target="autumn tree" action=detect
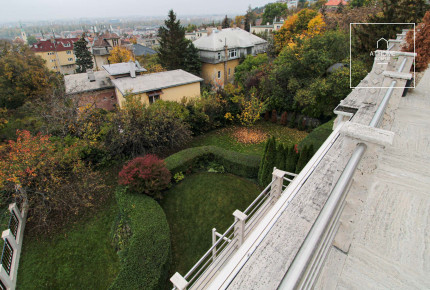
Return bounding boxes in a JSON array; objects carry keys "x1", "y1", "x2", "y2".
[
  {"x1": 0, "y1": 130, "x2": 105, "y2": 232},
  {"x1": 105, "y1": 98, "x2": 191, "y2": 158},
  {"x1": 273, "y1": 9, "x2": 325, "y2": 53},
  {"x1": 237, "y1": 93, "x2": 264, "y2": 128},
  {"x1": 262, "y1": 2, "x2": 288, "y2": 24},
  {"x1": 403, "y1": 11, "x2": 430, "y2": 71},
  {"x1": 108, "y1": 46, "x2": 134, "y2": 64},
  {"x1": 353, "y1": 0, "x2": 429, "y2": 55},
  {"x1": 0, "y1": 41, "x2": 53, "y2": 109},
  {"x1": 74, "y1": 34, "x2": 94, "y2": 73}
]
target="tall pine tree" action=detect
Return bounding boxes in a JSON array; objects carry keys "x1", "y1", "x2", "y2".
[
  {"x1": 74, "y1": 34, "x2": 93, "y2": 73},
  {"x1": 260, "y1": 137, "x2": 277, "y2": 186},
  {"x1": 183, "y1": 40, "x2": 201, "y2": 76},
  {"x1": 158, "y1": 10, "x2": 201, "y2": 75}
]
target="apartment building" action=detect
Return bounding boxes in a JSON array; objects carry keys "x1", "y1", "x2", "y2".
[{"x1": 31, "y1": 38, "x2": 78, "y2": 74}]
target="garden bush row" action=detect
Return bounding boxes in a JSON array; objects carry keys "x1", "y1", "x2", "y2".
[
  {"x1": 165, "y1": 145, "x2": 261, "y2": 179},
  {"x1": 109, "y1": 187, "x2": 171, "y2": 290}
]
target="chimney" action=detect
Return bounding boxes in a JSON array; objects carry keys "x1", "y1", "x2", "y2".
[
  {"x1": 129, "y1": 62, "x2": 136, "y2": 78},
  {"x1": 87, "y1": 69, "x2": 96, "y2": 82},
  {"x1": 207, "y1": 28, "x2": 213, "y2": 36}
]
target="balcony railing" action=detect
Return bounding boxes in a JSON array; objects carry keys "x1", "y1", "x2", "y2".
[{"x1": 170, "y1": 170, "x2": 297, "y2": 290}]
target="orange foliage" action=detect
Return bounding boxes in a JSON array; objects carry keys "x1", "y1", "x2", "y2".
[
  {"x1": 232, "y1": 127, "x2": 268, "y2": 144},
  {"x1": 108, "y1": 46, "x2": 134, "y2": 64},
  {"x1": 273, "y1": 9, "x2": 325, "y2": 53},
  {"x1": 403, "y1": 11, "x2": 430, "y2": 72}
]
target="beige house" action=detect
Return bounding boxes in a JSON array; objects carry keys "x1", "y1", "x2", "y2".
[
  {"x1": 193, "y1": 28, "x2": 267, "y2": 86},
  {"x1": 111, "y1": 69, "x2": 203, "y2": 107}
]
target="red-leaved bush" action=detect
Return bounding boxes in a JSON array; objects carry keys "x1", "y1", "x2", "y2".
[{"x1": 118, "y1": 154, "x2": 171, "y2": 198}]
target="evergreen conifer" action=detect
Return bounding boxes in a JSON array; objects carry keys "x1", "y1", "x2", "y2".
[{"x1": 74, "y1": 34, "x2": 93, "y2": 73}]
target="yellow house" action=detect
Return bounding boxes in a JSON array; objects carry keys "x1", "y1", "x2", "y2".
[
  {"x1": 31, "y1": 38, "x2": 78, "y2": 74},
  {"x1": 111, "y1": 69, "x2": 203, "y2": 108},
  {"x1": 193, "y1": 28, "x2": 267, "y2": 87}
]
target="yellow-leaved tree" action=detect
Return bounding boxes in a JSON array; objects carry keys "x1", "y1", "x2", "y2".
[
  {"x1": 108, "y1": 46, "x2": 134, "y2": 64},
  {"x1": 273, "y1": 9, "x2": 326, "y2": 53}
]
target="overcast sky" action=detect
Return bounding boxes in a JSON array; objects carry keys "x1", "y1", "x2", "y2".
[{"x1": 1, "y1": 0, "x2": 270, "y2": 23}]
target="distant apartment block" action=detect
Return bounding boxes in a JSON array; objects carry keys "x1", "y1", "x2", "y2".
[
  {"x1": 250, "y1": 19, "x2": 285, "y2": 35},
  {"x1": 185, "y1": 29, "x2": 210, "y2": 41},
  {"x1": 193, "y1": 28, "x2": 267, "y2": 86},
  {"x1": 31, "y1": 38, "x2": 78, "y2": 74}
]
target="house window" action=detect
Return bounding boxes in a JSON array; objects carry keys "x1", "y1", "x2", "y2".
[
  {"x1": 149, "y1": 94, "x2": 160, "y2": 104},
  {"x1": 228, "y1": 49, "x2": 237, "y2": 58},
  {"x1": 112, "y1": 39, "x2": 118, "y2": 46},
  {"x1": 217, "y1": 71, "x2": 221, "y2": 79},
  {"x1": 68, "y1": 58, "x2": 73, "y2": 61},
  {"x1": 51, "y1": 59, "x2": 55, "y2": 62},
  {"x1": 63, "y1": 42, "x2": 71, "y2": 47},
  {"x1": 217, "y1": 52, "x2": 221, "y2": 60},
  {"x1": 66, "y1": 50, "x2": 72, "y2": 54},
  {"x1": 228, "y1": 68, "x2": 231, "y2": 76}
]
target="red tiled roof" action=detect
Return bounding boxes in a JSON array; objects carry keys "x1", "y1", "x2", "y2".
[
  {"x1": 31, "y1": 38, "x2": 78, "y2": 52},
  {"x1": 325, "y1": 0, "x2": 347, "y2": 6}
]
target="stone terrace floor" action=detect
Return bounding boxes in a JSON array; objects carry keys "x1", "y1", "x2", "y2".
[{"x1": 315, "y1": 68, "x2": 430, "y2": 289}]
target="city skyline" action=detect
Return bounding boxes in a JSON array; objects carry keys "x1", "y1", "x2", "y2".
[{"x1": 0, "y1": 0, "x2": 270, "y2": 23}]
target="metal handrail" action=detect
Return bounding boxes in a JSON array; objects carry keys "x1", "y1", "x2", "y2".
[
  {"x1": 184, "y1": 221, "x2": 237, "y2": 280},
  {"x1": 279, "y1": 51, "x2": 412, "y2": 290},
  {"x1": 243, "y1": 180, "x2": 275, "y2": 215}
]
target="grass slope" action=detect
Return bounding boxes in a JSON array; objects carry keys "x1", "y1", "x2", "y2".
[
  {"x1": 17, "y1": 199, "x2": 120, "y2": 289},
  {"x1": 189, "y1": 121, "x2": 307, "y2": 156},
  {"x1": 161, "y1": 172, "x2": 261, "y2": 276}
]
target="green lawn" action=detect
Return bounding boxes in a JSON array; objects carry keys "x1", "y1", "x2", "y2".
[
  {"x1": 189, "y1": 121, "x2": 308, "y2": 156},
  {"x1": 17, "y1": 198, "x2": 120, "y2": 289},
  {"x1": 161, "y1": 172, "x2": 261, "y2": 276}
]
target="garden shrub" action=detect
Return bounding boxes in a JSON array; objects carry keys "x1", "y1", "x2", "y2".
[
  {"x1": 298, "y1": 119, "x2": 334, "y2": 151},
  {"x1": 271, "y1": 109, "x2": 277, "y2": 123},
  {"x1": 258, "y1": 137, "x2": 277, "y2": 186},
  {"x1": 110, "y1": 187, "x2": 171, "y2": 290},
  {"x1": 280, "y1": 112, "x2": 288, "y2": 126},
  {"x1": 297, "y1": 116, "x2": 305, "y2": 131},
  {"x1": 165, "y1": 146, "x2": 260, "y2": 179},
  {"x1": 288, "y1": 112, "x2": 297, "y2": 128},
  {"x1": 118, "y1": 155, "x2": 171, "y2": 199},
  {"x1": 264, "y1": 111, "x2": 270, "y2": 121}
]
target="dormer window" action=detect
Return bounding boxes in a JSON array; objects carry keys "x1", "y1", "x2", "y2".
[{"x1": 64, "y1": 42, "x2": 71, "y2": 47}]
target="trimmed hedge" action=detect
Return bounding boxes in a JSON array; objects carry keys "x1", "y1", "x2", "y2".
[
  {"x1": 110, "y1": 187, "x2": 171, "y2": 290},
  {"x1": 298, "y1": 119, "x2": 334, "y2": 151},
  {"x1": 165, "y1": 146, "x2": 261, "y2": 179}
]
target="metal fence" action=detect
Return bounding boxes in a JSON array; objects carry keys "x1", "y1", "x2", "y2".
[{"x1": 170, "y1": 170, "x2": 296, "y2": 290}]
